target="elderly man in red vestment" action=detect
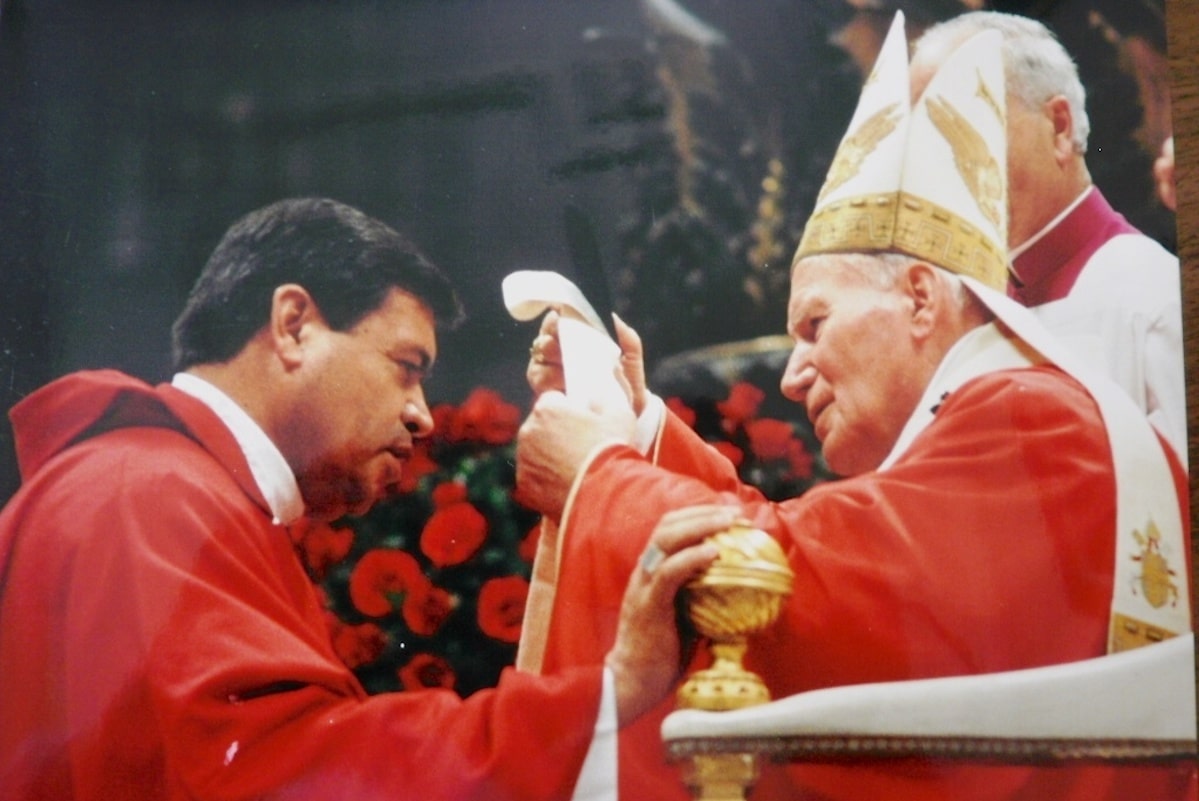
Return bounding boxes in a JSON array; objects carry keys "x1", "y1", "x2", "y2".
[
  {"x1": 0, "y1": 197, "x2": 721, "y2": 801},
  {"x1": 512, "y1": 14, "x2": 1194, "y2": 801}
]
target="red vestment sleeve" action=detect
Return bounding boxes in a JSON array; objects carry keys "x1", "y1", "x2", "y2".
[{"x1": 0, "y1": 426, "x2": 602, "y2": 801}]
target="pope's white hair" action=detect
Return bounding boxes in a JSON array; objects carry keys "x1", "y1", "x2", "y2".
[
  {"x1": 873, "y1": 252, "x2": 974, "y2": 308},
  {"x1": 913, "y1": 11, "x2": 1090, "y2": 154},
  {"x1": 797, "y1": 251, "x2": 976, "y2": 311}
]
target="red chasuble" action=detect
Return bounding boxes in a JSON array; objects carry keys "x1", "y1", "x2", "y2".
[
  {"x1": 539, "y1": 366, "x2": 1195, "y2": 801},
  {"x1": 0, "y1": 370, "x2": 603, "y2": 801}
]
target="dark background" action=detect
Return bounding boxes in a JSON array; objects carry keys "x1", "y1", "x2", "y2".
[{"x1": 0, "y1": 0, "x2": 1177, "y2": 502}]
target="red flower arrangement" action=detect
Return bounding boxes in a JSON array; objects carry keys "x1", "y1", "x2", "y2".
[
  {"x1": 476, "y1": 575, "x2": 530, "y2": 643},
  {"x1": 291, "y1": 519, "x2": 355, "y2": 580},
  {"x1": 399, "y1": 652, "x2": 457, "y2": 691},
  {"x1": 348, "y1": 548, "x2": 427, "y2": 618},
  {"x1": 674, "y1": 380, "x2": 831, "y2": 501},
  {"x1": 420, "y1": 502, "x2": 489, "y2": 567},
  {"x1": 445, "y1": 388, "x2": 523, "y2": 445},
  {"x1": 716, "y1": 381, "x2": 765, "y2": 428},
  {"x1": 302, "y1": 380, "x2": 829, "y2": 698},
  {"x1": 403, "y1": 584, "x2": 457, "y2": 636},
  {"x1": 329, "y1": 620, "x2": 388, "y2": 670}
]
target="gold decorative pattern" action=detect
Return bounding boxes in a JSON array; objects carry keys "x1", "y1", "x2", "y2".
[
  {"x1": 674, "y1": 752, "x2": 758, "y2": 801},
  {"x1": 1109, "y1": 611, "x2": 1178, "y2": 653},
  {"x1": 795, "y1": 191, "x2": 1007, "y2": 290},
  {"x1": 666, "y1": 732, "x2": 1198, "y2": 764},
  {"x1": 974, "y1": 68, "x2": 1004, "y2": 127},
  {"x1": 925, "y1": 94, "x2": 1004, "y2": 230},
  {"x1": 676, "y1": 524, "x2": 794, "y2": 712},
  {"x1": 817, "y1": 103, "x2": 902, "y2": 202},
  {"x1": 1130, "y1": 521, "x2": 1182, "y2": 609}
]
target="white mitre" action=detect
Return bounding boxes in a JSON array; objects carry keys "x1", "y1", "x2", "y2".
[{"x1": 797, "y1": 11, "x2": 1007, "y2": 291}]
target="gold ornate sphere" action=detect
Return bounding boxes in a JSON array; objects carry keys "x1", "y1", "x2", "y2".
[{"x1": 677, "y1": 521, "x2": 794, "y2": 712}]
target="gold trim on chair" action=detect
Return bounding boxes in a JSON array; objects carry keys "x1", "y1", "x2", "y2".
[{"x1": 667, "y1": 733, "x2": 1199, "y2": 765}]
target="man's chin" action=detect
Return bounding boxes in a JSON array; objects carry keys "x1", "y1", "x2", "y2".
[
  {"x1": 301, "y1": 488, "x2": 372, "y2": 522},
  {"x1": 347, "y1": 492, "x2": 378, "y2": 518}
]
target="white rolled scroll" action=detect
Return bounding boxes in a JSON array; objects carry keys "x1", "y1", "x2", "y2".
[{"x1": 501, "y1": 270, "x2": 628, "y2": 411}]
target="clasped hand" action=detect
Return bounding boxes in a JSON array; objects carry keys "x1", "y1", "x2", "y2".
[{"x1": 516, "y1": 310, "x2": 650, "y2": 519}]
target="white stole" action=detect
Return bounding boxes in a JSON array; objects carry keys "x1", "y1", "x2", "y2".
[{"x1": 891, "y1": 279, "x2": 1191, "y2": 653}]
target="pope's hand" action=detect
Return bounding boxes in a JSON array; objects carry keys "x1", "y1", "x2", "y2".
[
  {"x1": 526, "y1": 311, "x2": 565, "y2": 396},
  {"x1": 525, "y1": 310, "x2": 649, "y2": 415},
  {"x1": 611, "y1": 313, "x2": 648, "y2": 416},
  {"x1": 515, "y1": 390, "x2": 636, "y2": 520},
  {"x1": 606, "y1": 505, "x2": 737, "y2": 726}
]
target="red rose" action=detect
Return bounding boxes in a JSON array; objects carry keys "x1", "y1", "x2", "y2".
[
  {"x1": 665, "y1": 396, "x2": 698, "y2": 429},
  {"x1": 348, "y1": 548, "x2": 427, "y2": 617},
  {"x1": 711, "y1": 440, "x2": 745, "y2": 468},
  {"x1": 477, "y1": 575, "x2": 529, "y2": 643},
  {"x1": 291, "y1": 519, "x2": 354, "y2": 579},
  {"x1": 399, "y1": 443, "x2": 439, "y2": 493},
  {"x1": 430, "y1": 479, "x2": 469, "y2": 510},
  {"x1": 786, "y1": 438, "x2": 815, "y2": 480},
  {"x1": 402, "y1": 584, "x2": 457, "y2": 636},
  {"x1": 430, "y1": 403, "x2": 457, "y2": 441},
  {"x1": 745, "y1": 418, "x2": 796, "y2": 461},
  {"x1": 449, "y1": 388, "x2": 522, "y2": 445},
  {"x1": 420, "y1": 502, "x2": 489, "y2": 567},
  {"x1": 399, "y1": 653, "x2": 457, "y2": 691},
  {"x1": 330, "y1": 620, "x2": 388, "y2": 669},
  {"x1": 717, "y1": 382, "x2": 765, "y2": 426}
]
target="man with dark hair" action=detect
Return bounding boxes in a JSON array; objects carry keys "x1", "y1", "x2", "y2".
[
  {"x1": 0, "y1": 197, "x2": 719, "y2": 801},
  {"x1": 171, "y1": 198, "x2": 464, "y2": 372}
]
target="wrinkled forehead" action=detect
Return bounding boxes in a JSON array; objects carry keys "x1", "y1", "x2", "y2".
[
  {"x1": 790, "y1": 252, "x2": 890, "y2": 291},
  {"x1": 787, "y1": 253, "x2": 890, "y2": 321}
]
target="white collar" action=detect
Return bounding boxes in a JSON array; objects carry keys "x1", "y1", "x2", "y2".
[{"x1": 171, "y1": 372, "x2": 305, "y2": 525}]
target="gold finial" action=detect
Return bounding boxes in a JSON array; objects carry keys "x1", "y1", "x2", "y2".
[{"x1": 677, "y1": 521, "x2": 794, "y2": 711}]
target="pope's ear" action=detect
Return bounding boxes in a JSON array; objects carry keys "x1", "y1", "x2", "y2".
[
  {"x1": 269, "y1": 284, "x2": 320, "y2": 368},
  {"x1": 903, "y1": 262, "x2": 940, "y2": 338}
]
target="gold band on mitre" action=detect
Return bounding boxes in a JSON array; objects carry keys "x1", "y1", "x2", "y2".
[{"x1": 795, "y1": 189, "x2": 1008, "y2": 291}]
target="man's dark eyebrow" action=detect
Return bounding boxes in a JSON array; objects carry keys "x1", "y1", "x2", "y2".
[
  {"x1": 390, "y1": 347, "x2": 434, "y2": 378},
  {"x1": 414, "y1": 350, "x2": 435, "y2": 377}
]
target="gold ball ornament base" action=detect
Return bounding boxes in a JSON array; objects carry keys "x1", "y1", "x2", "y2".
[{"x1": 674, "y1": 521, "x2": 795, "y2": 801}]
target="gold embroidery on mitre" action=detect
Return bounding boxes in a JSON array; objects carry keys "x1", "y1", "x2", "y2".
[
  {"x1": 864, "y1": 59, "x2": 883, "y2": 88},
  {"x1": 817, "y1": 103, "x2": 902, "y2": 202},
  {"x1": 796, "y1": 190, "x2": 1007, "y2": 290},
  {"x1": 974, "y1": 68, "x2": 1003, "y2": 127},
  {"x1": 1130, "y1": 521, "x2": 1181, "y2": 609},
  {"x1": 925, "y1": 94, "x2": 1003, "y2": 230}
]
